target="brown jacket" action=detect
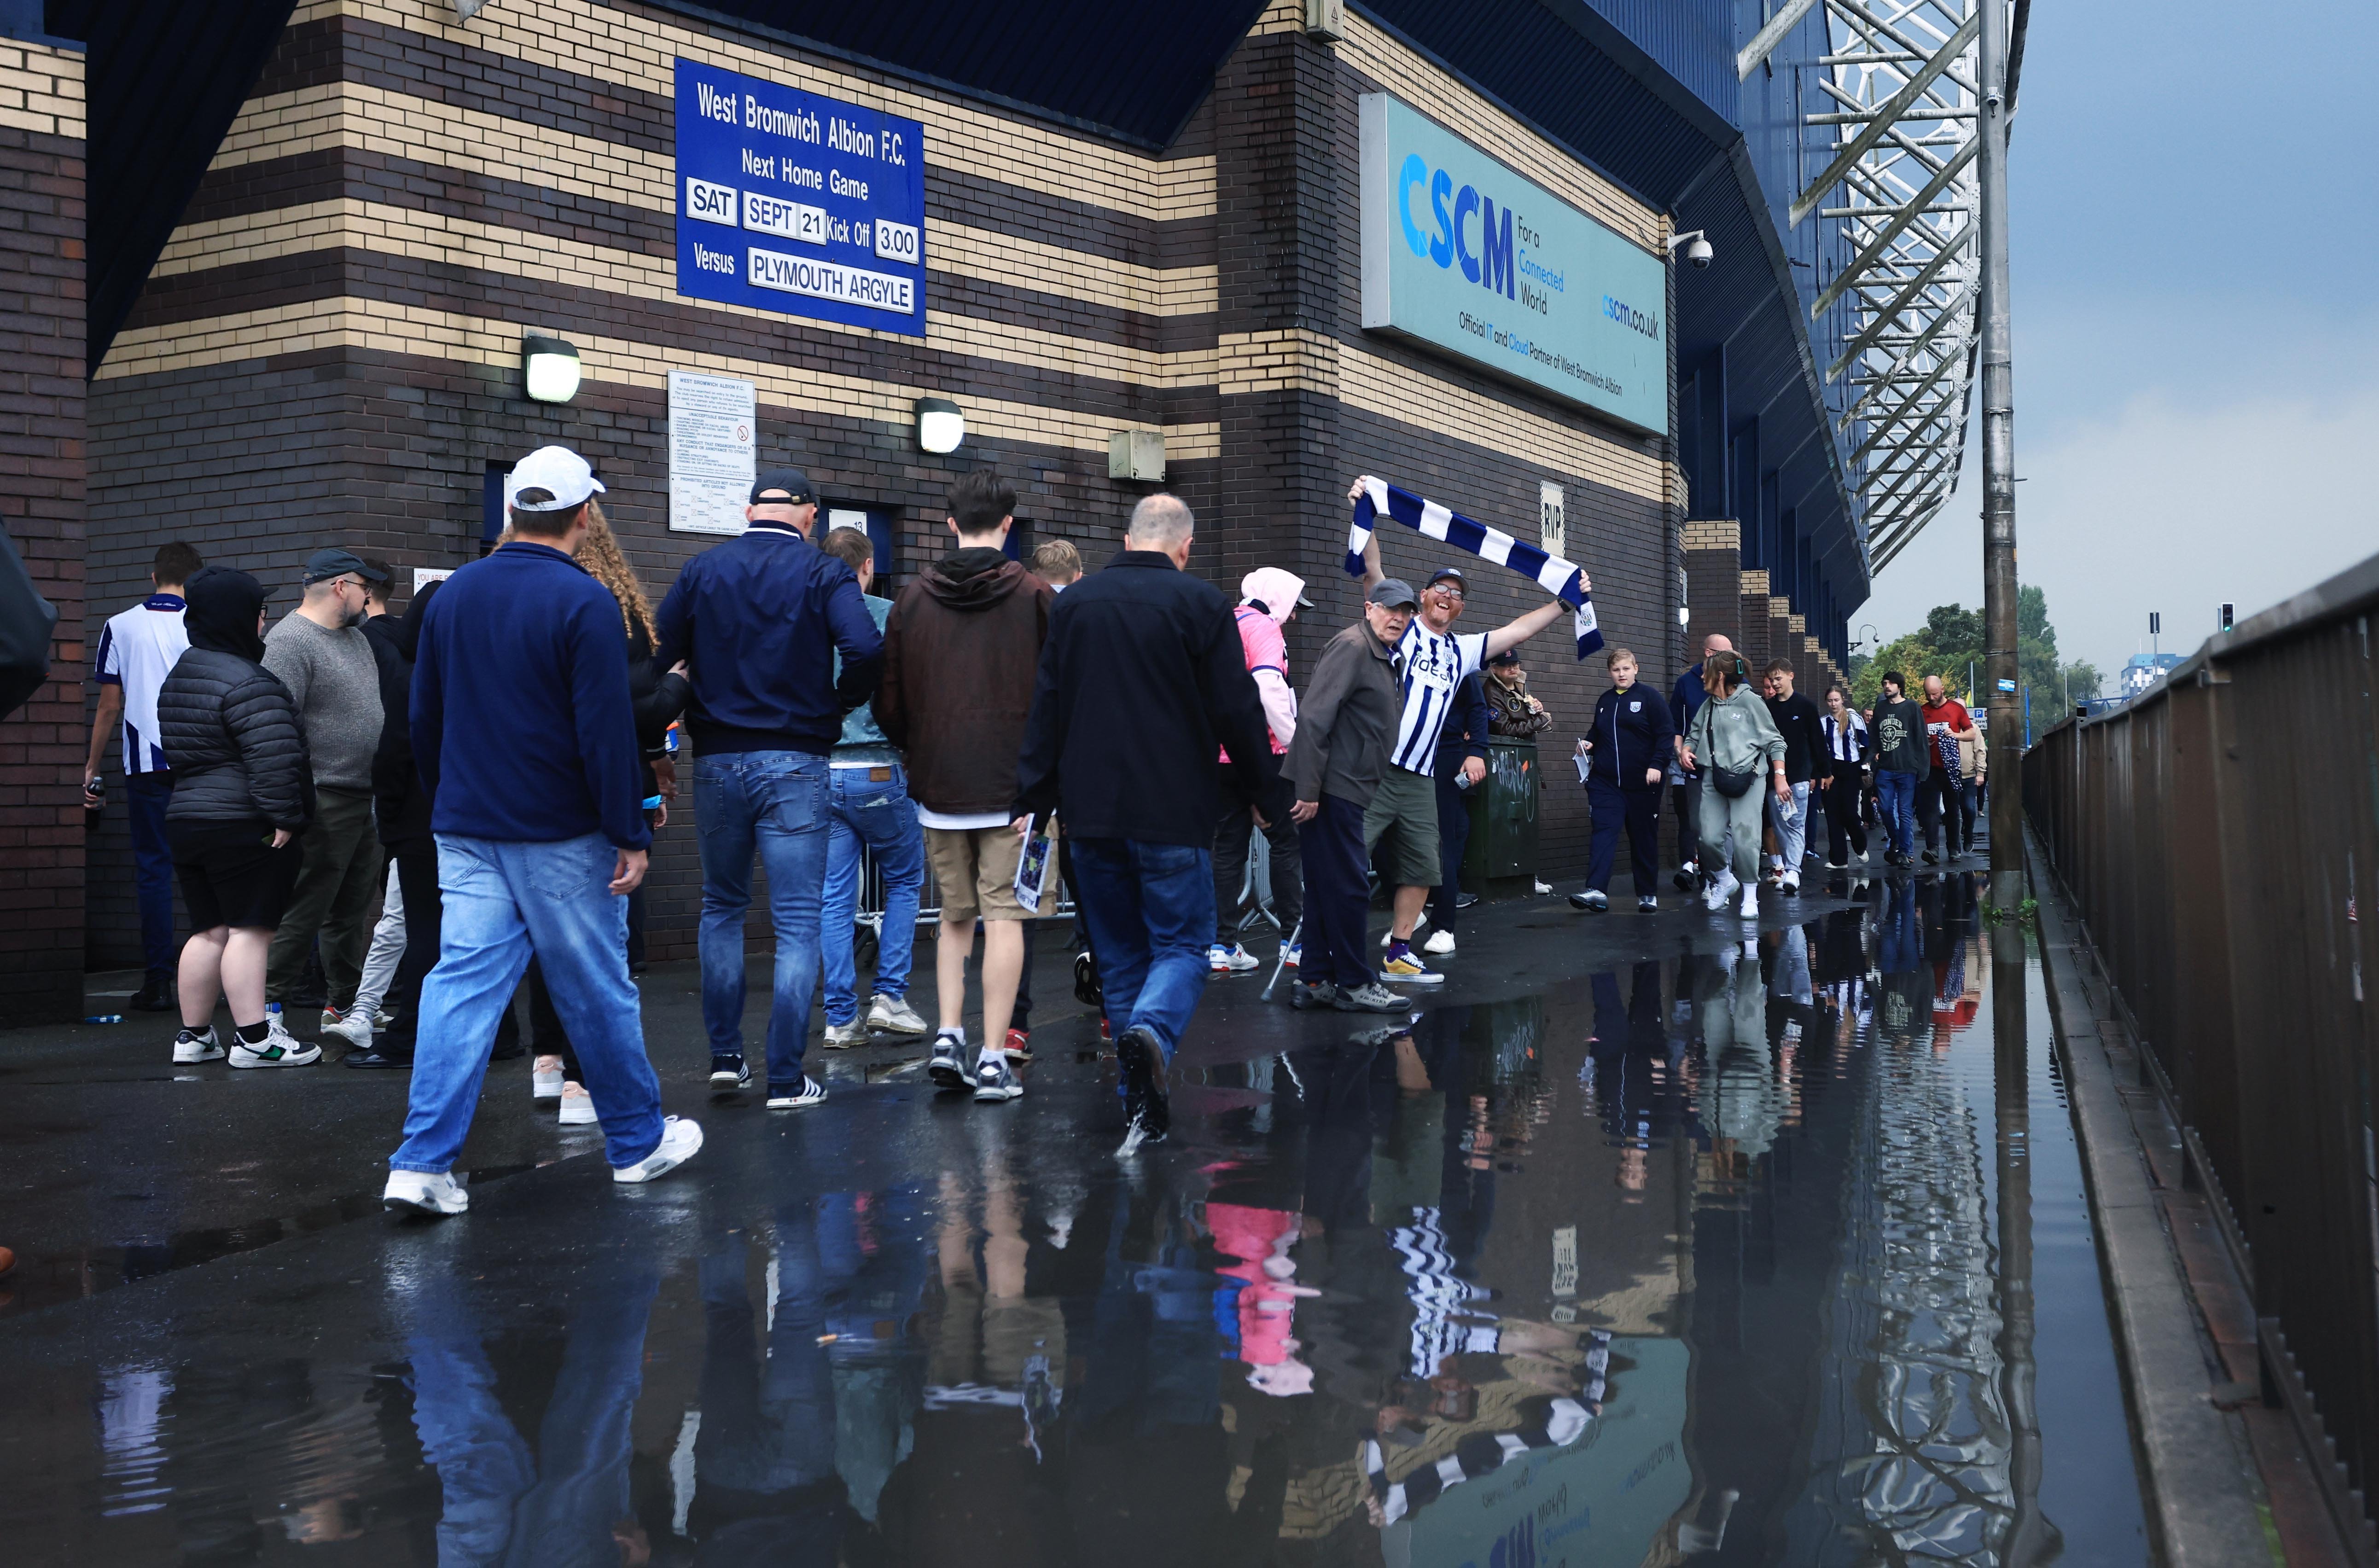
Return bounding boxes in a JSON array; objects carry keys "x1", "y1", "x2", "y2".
[{"x1": 876, "y1": 547, "x2": 1053, "y2": 815}]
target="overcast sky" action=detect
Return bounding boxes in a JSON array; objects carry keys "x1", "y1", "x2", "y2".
[{"x1": 1855, "y1": 0, "x2": 2377, "y2": 688}]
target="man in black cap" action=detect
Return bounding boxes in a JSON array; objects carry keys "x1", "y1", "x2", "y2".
[
  {"x1": 654, "y1": 465, "x2": 884, "y2": 1109},
  {"x1": 262, "y1": 546, "x2": 390, "y2": 1037}
]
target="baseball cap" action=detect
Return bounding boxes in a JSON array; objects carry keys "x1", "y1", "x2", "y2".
[
  {"x1": 1488, "y1": 648, "x2": 1521, "y2": 667},
  {"x1": 1369, "y1": 577, "x2": 1420, "y2": 610},
  {"x1": 303, "y1": 547, "x2": 389, "y2": 585},
  {"x1": 1425, "y1": 565, "x2": 1467, "y2": 589},
  {"x1": 750, "y1": 468, "x2": 816, "y2": 505},
  {"x1": 509, "y1": 445, "x2": 606, "y2": 512}
]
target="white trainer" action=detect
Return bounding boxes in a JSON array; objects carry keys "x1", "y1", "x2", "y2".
[
  {"x1": 822, "y1": 1020, "x2": 870, "y2": 1049},
  {"x1": 1422, "y1": 930, "x2": 1456, "y2": 957},
  {"x1": 325, "y1": 1010, "x2": 375, "y2": 1052},
  {"x1": 1379, "y1": 912, "x2": 1429, "y2": 949},
  {"x1": 383, "y1": 1169, "x2": 468, "y2": 1216},
  {"x1": 230, "y1": 1021, "x2": 320, "y2": 1069},
  {"x1": 866, "y1": 993, "x2": 929, "y2": 1035},
  {"x1": 532, "y1": 1057, "x2": 564, "y2": 1100},
  {"x1": 1739, "y1": 885, "x2": 1760, "y2": 920},
  {"x1": 612, "y1": 1116, "x2": 704, "y2": 1183},
  {"x1": 558, "y1": 1083, "x2": 599, "y2": 1126},
  {"x1": 172, "y1": 1026, "x2": 223, "y2": 1064}
]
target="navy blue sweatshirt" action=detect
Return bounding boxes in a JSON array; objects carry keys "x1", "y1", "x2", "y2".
[
  {"x1": 1431, "y1": 672, "x2": 1492, "y2": 778},
  {"x1": 1587, "y1": 682, "x2": 1677, "y2": 790},
  {"x1": 653, "y1": 520, "x2": 883, "y2": 755},
  {"x1": 412, "y1": 542, "x2": 651, "y2": 849}
]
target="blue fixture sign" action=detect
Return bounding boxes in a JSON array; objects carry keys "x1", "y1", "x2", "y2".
[
  {"x1": 674, "y1": 58, "x2": 926, "y2": 336},
  {"x1": 1359, "y1": 93, "x2": 1668, "y2": 434}
]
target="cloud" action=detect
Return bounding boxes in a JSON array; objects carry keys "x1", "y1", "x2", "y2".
[{"x1": 1861, "y1": 386, "x2": 2379, "y2": 685}]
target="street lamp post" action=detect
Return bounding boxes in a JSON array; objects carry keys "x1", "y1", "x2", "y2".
[{"x1": 1979, "y1": 0, "x2": 2023, "y2": 912}]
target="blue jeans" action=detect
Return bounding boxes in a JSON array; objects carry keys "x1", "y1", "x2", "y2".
[
  {"x1": 128, "y1": 771, "x2": 177, "y2": 971},
  {"x1": 1767, "y1": 779, "x2": 1811, "y2": 868},
  {"x1": 1068, "y1": 837, "x2": 1214, "y2": 1071},
  {"x1": 696, "y1": 751, "x2": 828, "y2": 1089},
  {"x1": 1877, "y1": 769, "x2": 1919, "y2": 857},
  {"x1": 821, "y1": 762, "x2": 923, "y2": 1025},
  {"x1": 392, "y1": 833, "x2": 661, "y2": 1173}
]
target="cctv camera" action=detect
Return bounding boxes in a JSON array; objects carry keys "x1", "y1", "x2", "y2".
[{"x1": 1686, "y1": 236, "x2": 1713, "y2": 269}]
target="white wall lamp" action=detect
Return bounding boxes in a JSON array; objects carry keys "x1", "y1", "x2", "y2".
[
  {"x1": 915, "y1": 396, "x2": 965, "y2": 454},
  {"x1": 523, "y1": 332, "x2": 582, "y2": 404}
]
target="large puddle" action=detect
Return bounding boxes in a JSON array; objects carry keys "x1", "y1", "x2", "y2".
[{"x1": 8, "y1": 873, "x2": 2147, "y2": 1564}]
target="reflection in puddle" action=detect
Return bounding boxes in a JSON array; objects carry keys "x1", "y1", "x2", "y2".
[{"x1": 15, "y1": 873, "x2": 2146, "y2": 1565}]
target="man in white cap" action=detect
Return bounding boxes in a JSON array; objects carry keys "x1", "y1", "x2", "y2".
[
  {"x1": 384, "y1": 446, "x2": 699, "y2": 1214},
  {"x1": 1209, "y1": 566, "x2": 1309, "y2": 974}
]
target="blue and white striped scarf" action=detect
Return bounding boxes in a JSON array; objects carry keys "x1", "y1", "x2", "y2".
[{"x1": 1347, "y1": 479, "x2": 1604, "y2": 659}]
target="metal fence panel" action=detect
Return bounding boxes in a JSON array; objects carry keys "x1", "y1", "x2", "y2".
[{"x1": 2025, "y1": 570, "x2": 2379, "y2": 1538}]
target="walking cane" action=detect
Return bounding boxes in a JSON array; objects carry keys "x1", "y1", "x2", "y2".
[{"x1": 1260, "y1": 918, "x2": 1302, "y2": 1003}]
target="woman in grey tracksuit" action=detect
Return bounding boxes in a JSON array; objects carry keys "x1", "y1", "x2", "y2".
[{"x1": 1681, "y1": 650, "x2": 1788, "y2": 916}]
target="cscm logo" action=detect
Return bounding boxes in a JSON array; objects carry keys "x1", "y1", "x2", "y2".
[{"x1": 1400, "y1": 153, "x2": 1516, "y2": 301}]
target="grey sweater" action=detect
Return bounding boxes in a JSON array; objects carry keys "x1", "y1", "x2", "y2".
[{"x1": 263, "y1": 610, "x2": 384, "y2": 791}]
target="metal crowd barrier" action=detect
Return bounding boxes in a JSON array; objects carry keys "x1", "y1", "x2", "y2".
[{"x1": 2023, "y1": 546, "x2": 2379, "y2": 1550}]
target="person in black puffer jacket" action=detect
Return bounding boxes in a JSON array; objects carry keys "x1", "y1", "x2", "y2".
[{"x1": 157, "y1": 566, "x2": 319, "y2": 1069}]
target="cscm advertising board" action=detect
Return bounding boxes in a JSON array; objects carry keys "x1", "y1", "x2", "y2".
[
  {"x1": 675, "y1": 58, "x2": 925, "y2": 336},
  {"x1": 1360, "y1": 94, "x2": 1668, "y2": 435}
]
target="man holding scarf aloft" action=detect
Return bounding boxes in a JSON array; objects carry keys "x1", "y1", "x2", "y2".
[{"x1": 1344, "y1": 476, "x2": 1574, "y2": 986}]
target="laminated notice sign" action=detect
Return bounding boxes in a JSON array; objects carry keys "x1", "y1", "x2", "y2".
[
  {"x1": 668, "y1": 371, "x2": 756, "y2": 535},
  {"x1": 1013, "y1": 816, "x2": 1055, "y2": 914}
]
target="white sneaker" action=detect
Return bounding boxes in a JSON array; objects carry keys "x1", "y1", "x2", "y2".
[
  {"x1": 230, "y1": 1019, "x2": 320, "y2": 1069},
  {"x1": 1283, "y1": 943, "x2": 1301, "y2": 969},
  {"x1": 1739, "y1": 885, "x2": 1759, "y2": 920},
  {"x1": 822, "y1": 1020, "x2": 869, "y2": 1049},
  {"x1": 172, "y1": 1026, "x2": 223, "y2": 1064},
  {"x1": 866, "y1": 993, "x2": 929, "y2": 1035},
  {"x1": 1378, "y1": 912, "x2": 1429, "y2": 949},
  {"x1": 613, "y1": 1116, "x2": 704, "y2": 1182},
  {"x1": 1702, "y1": 877, "x2": 1729, "y2": 912},
  {"x1": 766, "y1": 1078, "x2": 828, "y2": 1110},
  {"x1": 320, "y1": 1005, "x2": 346, "y2": 1033},
  {"x1": 558, "y1": 1083, "x2": 599, "y2": 1126},
  {"x1": 1223, "y1": 943, "x2": 1260, "y2": 972},
  {"x1": 1532, "y1": 878, "x2": 1553, "y2": 895},
  {"x1": 325, "y1": 1010, "x2": 375, "y2": 1052},
  {"x1": 1422, "y1": 930, "x2": 1456, "y2": 957},
  {"x1": 384, "y1": 1168, "x2": 468, "y2": 1216},
  {"x1": 532, "y1": 1057, "x2": 564, "y2": 1100},
  {"x1": 371, "y1": 1009, "x2": 394, "y2": 1031}
]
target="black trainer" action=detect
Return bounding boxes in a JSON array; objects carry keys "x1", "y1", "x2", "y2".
[
  {"x1": 132, "y1": 970, "x2": 175, "y2": 1012},
  {"x1": 1116, "y1": 1026, "x2": 1170, "y2": 1154}
]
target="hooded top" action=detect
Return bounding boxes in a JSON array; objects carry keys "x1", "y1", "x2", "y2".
[
  {"x1": 370, "y1": 579, "x2": 442, "y2": 847},
  {"x1": 875, "y1": 546, "x2": 1053, "y2": 816},
  {"x1": 1227, "y1": 567, "x2": 1307, "y2": 758},
  {"x1": 182, "y1": 565, "x2": 268, "y2": 663},
  {"x1": 157, "y1": 566, "x2": 314, "y2": 829}
]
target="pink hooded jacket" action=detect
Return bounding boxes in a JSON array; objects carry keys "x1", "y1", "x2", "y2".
[{"x1": 1221, "y1": 566, "x2": 1305, "y2": 761}]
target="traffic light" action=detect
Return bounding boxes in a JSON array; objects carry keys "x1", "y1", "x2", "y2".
[{"x1": 2218, "y1": 602, "x2": 2235, "y2": 633}]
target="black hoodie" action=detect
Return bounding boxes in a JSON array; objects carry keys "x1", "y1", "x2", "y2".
[{"x1": 370, "y1": 579, "x2": 442, "y2": 848}]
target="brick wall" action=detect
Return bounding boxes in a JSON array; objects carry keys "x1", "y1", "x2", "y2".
[
  {"x1": 0, "y1": 39, "x2": 84, "y2": 1024},
  {"x1": 82, "y1": 0, "x2": 1680, "y2": 956}
]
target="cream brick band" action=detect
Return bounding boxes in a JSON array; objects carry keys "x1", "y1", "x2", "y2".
[
  {"x1": 276, "y1": 1, "x2": 1216, "y2": 223},
  {"x1": 0, "y1": 40, "x2": 83, "y2": 140},
  {"x1": 95, "y1": 292, "x2": 1222, "y2": 462},
  {"x1": 143, "y1": 197, "x2": 1217, "y2": 393}
]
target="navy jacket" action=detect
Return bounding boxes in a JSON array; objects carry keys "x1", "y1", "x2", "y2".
[
  {"x1": 652, "y1": 520, "x2": 883, "y2": 756},
  {"x1": 412, "y1": 543, "x2": 650, "y2": 850},
  {"x1": 1669, "y1": 667, "x2": 1709, "y2": 776},
  {"x1": 1588, "y1": 682, "x2": 1676, "y2": 790},
  {"x1": 1013, "y1": 551, "x2": 1273, "y2": 844}
]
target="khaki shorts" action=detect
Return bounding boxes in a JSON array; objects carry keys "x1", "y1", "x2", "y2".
[
  {"x1": 926, "y1": 824, "x2": 1028, "y2": 922},
  {"x1": 1362, "y1": 766, "x2": 1443, "y2": 889}
]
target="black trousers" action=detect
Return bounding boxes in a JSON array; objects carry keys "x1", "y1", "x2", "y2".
[
  {"x1": 1671, "y1": 777, "x2": 1701, "y2": 868},
  {"x1": 1426, "y1": 764, "x2": 1473, "y2": 933},
  {"x1": 1823, "y1": 774, "x2": 1868, "y2": 865},
  {"x1": 1586, "y1": 780, "x2": 1661, "y2": 894},
  {"x1": 1295, "y1": 793, "x2": 1374, "y2": 991},
  {"x1": 1214, "y1": 776, "x2": 1303, "y2": 948},
  {"x1": 1918, "y1": 770, "x2": 1964, "y2": 854}
]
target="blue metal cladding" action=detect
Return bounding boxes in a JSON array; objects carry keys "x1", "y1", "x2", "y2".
[{"x1": 1360, "y1": 0, "x2": 1866, "y2": 651}]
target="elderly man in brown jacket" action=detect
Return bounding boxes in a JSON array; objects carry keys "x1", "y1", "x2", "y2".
[
  {"x1": 875, "y1": 470, "x2": 1053, "y2": 1102},
  {"x1": 1280, "y1": 577, "x2": 1420, "y2": 1014}
]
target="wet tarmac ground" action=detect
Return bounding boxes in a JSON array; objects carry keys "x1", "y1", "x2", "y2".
[{"x1": 0, "y1": 854, "x2": 2149, "y2": 1565}]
